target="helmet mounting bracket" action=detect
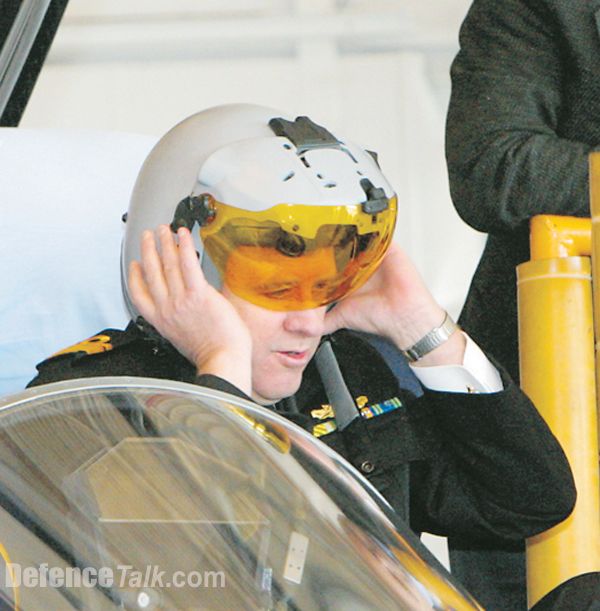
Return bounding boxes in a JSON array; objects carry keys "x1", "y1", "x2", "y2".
[{"x1": 170, "y1": 194, "x2": 216, "y2": 233}]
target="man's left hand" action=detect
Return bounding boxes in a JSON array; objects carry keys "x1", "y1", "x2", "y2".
[{"x1": 323, "y1": 243, "x2": 465, "y2": 366}]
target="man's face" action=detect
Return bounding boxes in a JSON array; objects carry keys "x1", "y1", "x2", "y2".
[{"x1": 222, "y1": 286, "x2": 326, "y2": 405}]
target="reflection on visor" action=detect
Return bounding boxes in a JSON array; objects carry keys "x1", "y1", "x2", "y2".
[{"x1": 201, "y1": 199, "x2": 396, "y2": 310}]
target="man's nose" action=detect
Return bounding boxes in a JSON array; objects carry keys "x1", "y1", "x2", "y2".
[{"x1": 283, "y1": 307, "x2": 326, "y2": 337}]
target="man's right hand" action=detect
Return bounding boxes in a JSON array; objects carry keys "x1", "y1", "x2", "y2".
[{"x1": 128, "y1": 225, "x2": 252, "y2": 395}]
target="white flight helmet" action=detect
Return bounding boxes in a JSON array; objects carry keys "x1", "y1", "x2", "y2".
[{"x1": 122, "y1": 103, "x2": 397, "y2": 314}]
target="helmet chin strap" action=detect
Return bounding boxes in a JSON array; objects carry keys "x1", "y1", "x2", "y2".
[{"x1": 314, "y1": 340, "x2": 360, "y2": 431}]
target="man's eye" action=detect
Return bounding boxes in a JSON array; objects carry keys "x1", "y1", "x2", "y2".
[
  {"x1": 313, "y1": 279, "x2": 341, "y2": 298},
  {"x1": 260, "y1": 285, "x2": 294, "y2": 299}
]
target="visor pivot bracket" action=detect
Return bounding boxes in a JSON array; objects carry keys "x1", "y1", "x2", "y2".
[
  {"x1": 360, "y1": 178, "x2": 388, "y2": 214},
  {"x1": 170, "y1": 193, "x2": 216, "y2": 232}
]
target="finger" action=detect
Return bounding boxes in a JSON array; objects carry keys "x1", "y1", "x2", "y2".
[
  {"x1": 157, "y1": 224, "x2": 185, "y2": 299},
  {"x1": 177, "y1": 227, "x2": 208, "y2": 292},
  {"x1": 128, "y1": 260, "x2": 157, "y2": 320},
  {"x1": 139, "y1": 229, "x2": 169, "y2": 303}
]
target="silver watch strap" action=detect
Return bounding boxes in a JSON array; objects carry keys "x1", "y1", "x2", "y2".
[{"x1": 402, "y1": 311, "x2": 458, "y2": 363}]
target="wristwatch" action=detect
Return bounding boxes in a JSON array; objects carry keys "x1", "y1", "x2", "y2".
[{"x1": 401, "y1": 311, "x2": 459, "y2": 363}]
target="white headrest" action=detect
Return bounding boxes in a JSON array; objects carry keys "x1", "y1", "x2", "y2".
[{"x1": 0, "y1": 128, "x2": 157, "y2": 396}]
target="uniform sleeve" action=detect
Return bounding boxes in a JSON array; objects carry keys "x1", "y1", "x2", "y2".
[
  {"x1": 194, "y1": 374, "x2": 254, "y2": 402},
  {"x1": 446, "y1": 0, "x2": 594, "y2": 234},
  {"x1": 408, "y1": 366, "x2": 576, "y2": 542}
]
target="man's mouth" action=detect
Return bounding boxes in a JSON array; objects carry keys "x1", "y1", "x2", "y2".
[
  {"x1": 276, "y1": 350, "x2": 310, "y2": 364},
  {"x1": 280, "y1": 350, "x2": 307, "y2": 358}
]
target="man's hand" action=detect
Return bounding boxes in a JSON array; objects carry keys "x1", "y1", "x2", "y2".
[
  {"x1": 324, "y1": 243, "x2": 465, "y2": 366},
  {"x1": 128, "y1": 225, "x2": 252, "y2": 393}
]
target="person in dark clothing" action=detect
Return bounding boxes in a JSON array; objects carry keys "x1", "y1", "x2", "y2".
[
  {"x1": 447, "y1": 0, "x2": 600, "y2": 381},
  {"x1": 32, "y1": 104, "x2": 576, "y2": 603},
  {"x1": 445, "y1": 0, "x2": 600, "y2": 608}
]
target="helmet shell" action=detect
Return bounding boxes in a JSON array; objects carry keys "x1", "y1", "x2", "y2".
[{"x1": 121, "y1": 103, "x2": 395, "y2": 315}]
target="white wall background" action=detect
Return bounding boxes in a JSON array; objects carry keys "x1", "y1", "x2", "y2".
[
  {"x1": 16, "y1": 0, "x2": 485, "y2": 568},
  {"x1": 21, "y1": 0, "x2": 485, "y2": 319}
]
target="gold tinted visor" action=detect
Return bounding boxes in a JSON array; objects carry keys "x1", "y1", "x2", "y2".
[{"x1": 200, "y1": 197, "x2": 397, "y2": 310}]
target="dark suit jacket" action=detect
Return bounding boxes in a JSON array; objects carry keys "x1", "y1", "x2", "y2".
[
  {"x1": 446, "y1": 0, "x2": 600, "y2": 381},
  {"x1": 445, "y1": 2, "x2": 600, "y2": 608}
]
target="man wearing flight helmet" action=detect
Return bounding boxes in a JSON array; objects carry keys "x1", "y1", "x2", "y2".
[{"x1": 30, "y1": 104, "x2": 575, "y2": 549}]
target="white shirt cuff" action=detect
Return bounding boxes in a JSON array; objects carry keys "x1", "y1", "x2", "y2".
[{"x1": 410, "y1": 332, "x2": 503, "y2": 394}]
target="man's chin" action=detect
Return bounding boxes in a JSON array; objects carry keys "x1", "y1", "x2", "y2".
[{"x1": 251, "y1": 376, "x2": 303, "y2": 406}]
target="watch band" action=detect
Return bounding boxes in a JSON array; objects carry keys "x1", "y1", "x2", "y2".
[{"x1": 401, "y1": 311, "x2": 459, "y2": 363}]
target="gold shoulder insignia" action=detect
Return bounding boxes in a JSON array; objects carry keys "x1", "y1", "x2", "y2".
[{"x1": 52, "y1": 334, "x2": 114, "y2": 358}]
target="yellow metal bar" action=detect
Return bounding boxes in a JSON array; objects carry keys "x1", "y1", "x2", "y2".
[
  {"x1": 590, "y1": 154, "x2": 600, "y2": 426},
  {"x1": 519, "y1": 256, "x2": 600, "y2": 607},
  {"x1": 530, "y1": 214, "x2": 591, "y2": 260}
]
